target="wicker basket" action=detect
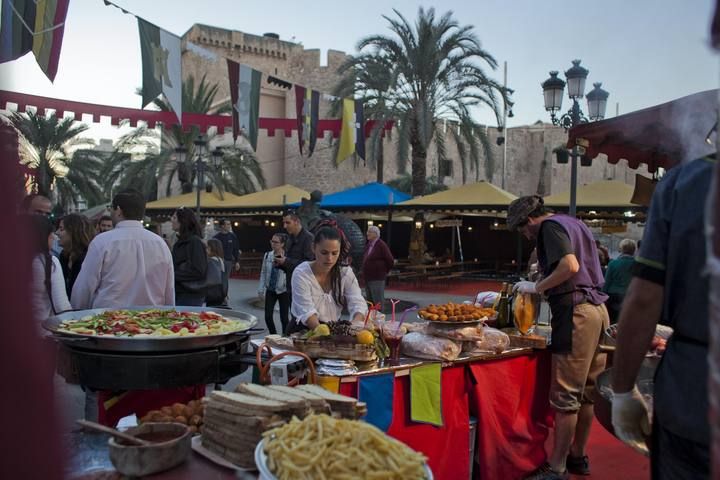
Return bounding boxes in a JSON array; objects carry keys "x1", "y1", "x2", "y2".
[{"x1": 292, "y1": 336, "x2": 377, "y2": 362}]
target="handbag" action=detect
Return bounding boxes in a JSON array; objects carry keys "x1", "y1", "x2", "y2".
[{"x1": 182, "y1": 257, "x2": 223, "y2": 292}]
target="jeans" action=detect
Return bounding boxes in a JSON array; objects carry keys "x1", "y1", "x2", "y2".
[{"x1": 264, "y1": 290, "x2": 290, "y2": 335}]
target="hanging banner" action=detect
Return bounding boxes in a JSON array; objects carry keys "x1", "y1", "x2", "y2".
[
  {"x1": 0, "y1": 0, "x2": 70, "y2": 82},
  {"x1": 336, "y1": 98, "x2": 365, "y2": 164},
  {"x1": 137, "y1": 18, "x2": 182, "y2": 122},
  {"x1": 227, "y1": 59, "x2": 261, "y2": 149},
  {"x1": 294, "y1": 85, "x2": 320, "y2": 156}
]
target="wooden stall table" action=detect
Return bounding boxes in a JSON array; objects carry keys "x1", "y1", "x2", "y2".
[{"x1": 329, "y1": 349, "x2": 553, "y2": 480}]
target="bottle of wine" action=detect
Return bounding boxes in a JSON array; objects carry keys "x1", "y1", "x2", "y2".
[{"x1": 496, "y1": 283, "x2": 510, "y2": 329}]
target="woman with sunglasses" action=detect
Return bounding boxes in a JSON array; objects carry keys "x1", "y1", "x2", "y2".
[{"x1": 170, "y1": 208, "x2": 208, "y2": 306}]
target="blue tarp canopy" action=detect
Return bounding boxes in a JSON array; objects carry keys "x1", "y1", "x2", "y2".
[{"x1": 290, "y1": 182, "x2": 411, "y2": 209}]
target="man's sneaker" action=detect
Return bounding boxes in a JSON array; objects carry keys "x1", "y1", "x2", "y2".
[
  {"x1": 566, "y1": 454, "x2": 590, "y2": 475},
  {"x1": 524, "y1": 462, "x2": 569, "y2": 480}
]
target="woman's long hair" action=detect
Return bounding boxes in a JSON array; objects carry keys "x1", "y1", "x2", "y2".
[
  {"x1": 24, "y1": 215, "x2": 57, "y2": 313},
  {"x1": 60, "y1": 214, "x2": 94, "y2": 263},
  {"x1": 313, "y1": 226, "x2": 349, "y2": 308},
  {"x1": 207, "y1": 238, "x2": 224, "y2": 259},
  {"x1": 174, "y1": 207, "x2": 203, "y2": 238}
]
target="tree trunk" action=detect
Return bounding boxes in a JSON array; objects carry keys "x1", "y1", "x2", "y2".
[
  {"x1": 410, "y1": 140, "x2": 427, "y2": 197},
  {"x1": 376, "y1": 134, "x2": 384, "y2": 184}
]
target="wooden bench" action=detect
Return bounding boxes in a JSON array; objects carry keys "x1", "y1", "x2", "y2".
[{"x1": 426, "y1": 272, "x2": 464, "y2": 282}]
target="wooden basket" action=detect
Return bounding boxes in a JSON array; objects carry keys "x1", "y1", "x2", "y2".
[{"x1": 291, "y1": 336, "x2": 377, "y2": 362}]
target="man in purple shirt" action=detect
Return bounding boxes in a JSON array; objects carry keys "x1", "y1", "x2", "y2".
[{"x1": 508, "y1": 195, "x2": 609, "y2": 480}]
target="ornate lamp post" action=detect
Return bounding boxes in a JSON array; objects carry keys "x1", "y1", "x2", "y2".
[
  {"x1": 175, "y1": 136, "x2": 224, "y2": 215},
  {"x1": 542, "y1": 60, "x2": 609, "y2": 216}
]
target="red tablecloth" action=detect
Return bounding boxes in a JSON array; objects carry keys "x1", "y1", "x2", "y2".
[
  {"x1": 338, "y1": 353, "x2": 553, "y2": 480},
  {"x1": 469, "y1": 352, "x2": 553, "y2": 479},
  {"x1": 340, "y1": 365, "x2": 470, "y2": 480}
]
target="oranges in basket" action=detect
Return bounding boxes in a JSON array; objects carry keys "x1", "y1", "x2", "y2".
[{"x1": 418, "y1": 302, "x2": 496, "y2": 323}]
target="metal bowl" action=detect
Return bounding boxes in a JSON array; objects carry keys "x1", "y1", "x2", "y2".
[
  {"x1": 109, "y1": 422, "x2": 191, "y2": 476},
  {"x1": 595, "y1": 357, "x2": 657, "y2": 456}
]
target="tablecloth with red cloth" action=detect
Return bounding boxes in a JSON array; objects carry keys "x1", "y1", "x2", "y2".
[
  {"x1": 469, "y1": 352, "x2": 553, "y2": 479},
  {"x1": 340, "y1": 365, "x2": 470, "y2": 480}
]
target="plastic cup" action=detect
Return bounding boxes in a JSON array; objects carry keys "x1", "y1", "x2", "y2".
[{"x1": 382, "y1": 324, "x2": 404, "y2": 363}]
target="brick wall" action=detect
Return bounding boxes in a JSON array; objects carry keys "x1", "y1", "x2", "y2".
[{"x1": 177, "y1": 23, "x2": 650, "y2": 200}]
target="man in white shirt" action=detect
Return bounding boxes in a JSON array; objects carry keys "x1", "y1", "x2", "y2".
[{"x1": 71, "y1": 189, "x2": 174, "y2": 309}]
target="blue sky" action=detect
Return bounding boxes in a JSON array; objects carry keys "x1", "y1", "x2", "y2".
[{"x1": 0, "y1": 0, "x2": 717, "y2": 136}]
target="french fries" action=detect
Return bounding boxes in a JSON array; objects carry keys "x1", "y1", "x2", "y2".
[{"x1": 262, "y1": 414, "x2": 428, "y2": 480}]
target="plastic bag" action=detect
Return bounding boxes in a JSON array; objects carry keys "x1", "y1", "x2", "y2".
[
  {"x1": 401, "y1": 332, "x2": 461, "y2": 361},
  {"x1": 474, "y1": 291, "x2": 499, "y2": 307},
  {"x1": 426, "y1": 323, "x2": 484, "y2": 341},
  {"x1": 463, "y1": 327, "x2": 510, "y2": 355}
]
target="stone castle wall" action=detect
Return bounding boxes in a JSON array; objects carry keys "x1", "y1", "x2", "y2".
[{"x1": 178, "y1": 23, "x2": 649, "y2": 199}]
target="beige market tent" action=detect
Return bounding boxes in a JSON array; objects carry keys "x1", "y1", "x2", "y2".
[
  {"x1": 396, "y1": 180, "x2": 517, "y2": 213},
  {"x1": 145, "y1": 184, "x2": 310, "y2": 215},
  {"x1": 542, "y1": 180, "x2": 644, "y2": 212},
  {"x1": 145, "y1": 190, "x2": 247, "y2": 210}
]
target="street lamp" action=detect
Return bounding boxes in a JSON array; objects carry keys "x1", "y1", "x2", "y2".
[
  {"x1": 542, "y1": 60, "x2": 609, "y2": 216},
  {"x1": 174, "y1": 136, "x2": 224, "y2": 215}
]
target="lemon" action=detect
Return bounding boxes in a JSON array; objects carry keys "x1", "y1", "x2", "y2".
[
  {"x1": 313, "y1": 324, "x2": 331, "y2": 337},
  {"x1": 356, "y1": 329, "x2": 375, "y2": 345}
]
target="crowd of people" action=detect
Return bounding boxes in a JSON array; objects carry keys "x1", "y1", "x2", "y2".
[{"x1": 22, "y1": 171, "x2": 709, "y2": 480}]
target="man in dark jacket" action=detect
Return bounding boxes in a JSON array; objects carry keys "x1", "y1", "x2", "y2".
[
  {"x1": 508, "y1": 195, "x2": 609, "y2": 480},
  {"x1": 362, "y1": 225, "x2": 394, "y2": 309},
  {"x1": 214, "y1": 219, "x2": 240, "y2": 302},
  {"x1": 275, "y1": 210, "x2": 314, "y2": 280}
]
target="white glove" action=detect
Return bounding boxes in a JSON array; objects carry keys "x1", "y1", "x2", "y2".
[
  {"x1": 611, "y1": 386, "x2": 651, "y2": 455},
  {"x1": 513, "y1": 281, "x2": 537, "y2": 294}
]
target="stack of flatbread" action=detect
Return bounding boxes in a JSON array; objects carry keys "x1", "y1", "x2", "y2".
[{"x1": 201, "y1": 383, "x2": 367, "y2": 468}]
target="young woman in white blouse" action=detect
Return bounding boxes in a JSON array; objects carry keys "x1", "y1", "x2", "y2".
[
  {"x1": 289, "y1": 226, "x2": 367, "y2": 331},
  {"x1": 27, "y1": 215, "x2": 71, "y2": 323}
]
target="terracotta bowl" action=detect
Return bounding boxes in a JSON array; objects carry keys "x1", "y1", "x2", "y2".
[{"x1": 108, "y1": 422, "x2": 191, "y2": 477}]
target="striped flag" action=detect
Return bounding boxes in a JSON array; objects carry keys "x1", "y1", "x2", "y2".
[
  {"x1": 137, "y1": 18, "x2": 182, "y2": 122},
  {"x1": 294, "y1": 85, "x2": 320, "y2": 156},
  {"x1": 336, "y1": 98, "x2": 366, "y2": 165},
  {"x1": 227, "y1": 59, "x2": 261, "y2": 150},
  {"x1": 0, "y1": 0, "x2": 70, "y2": 82}
]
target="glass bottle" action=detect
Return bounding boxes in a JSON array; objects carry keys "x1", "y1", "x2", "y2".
[{"x1": 496, "y1": 283, "x2": 511, "y2": 329}]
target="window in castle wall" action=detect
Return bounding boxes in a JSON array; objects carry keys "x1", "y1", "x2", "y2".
[{"x1": 439, "y1": 159, "x2": 453, "y2": 178}]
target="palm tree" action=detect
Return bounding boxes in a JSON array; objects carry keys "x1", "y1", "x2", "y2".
[
  {"x1": 7, "y1": 111, "x2": 104, "y2": 210},
  {"x1": 336, "y1": 7, "x2": 510, "y2": 196},
  {"x1": 106, "y1": 74, "x2": 265, "y2": 200},
  {"x1": 385, "y1": 173, "x2": 448, "y2": 195}
]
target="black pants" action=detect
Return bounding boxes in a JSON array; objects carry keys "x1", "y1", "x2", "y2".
[
  {"x1": 264, "y1": 290, "x2": 290, "y2": 335},
  {"x1": 605, "y1": 293, "x2": 624, "y2": 324},
  {"x1": 651, "y1": 417, "x2": 709, "y2": 480}
]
